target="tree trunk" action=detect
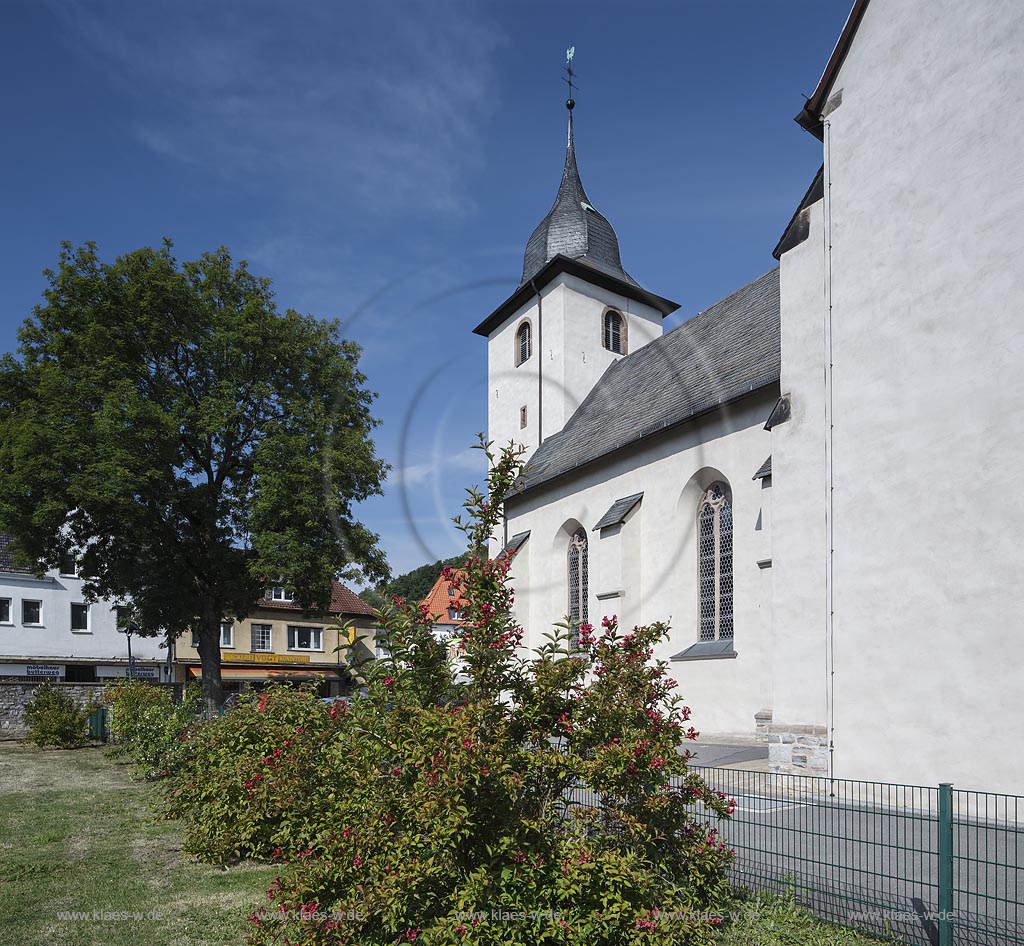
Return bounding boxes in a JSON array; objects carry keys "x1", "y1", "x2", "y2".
[{"x1": 196, "y1": 598, "x2": 224, "y2": 718}]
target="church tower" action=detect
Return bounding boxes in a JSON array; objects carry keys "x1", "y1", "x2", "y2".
[{"x1": 473, "y1": 97, "x2": 678, "y2": 464}]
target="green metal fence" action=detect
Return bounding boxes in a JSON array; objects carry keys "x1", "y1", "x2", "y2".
[
  {"x1": 567, "y1": 767, "x2": 1023, "y2": 946},
  {"x1": 684, "y1": 768, "x2": 1022, "y2": 946}
]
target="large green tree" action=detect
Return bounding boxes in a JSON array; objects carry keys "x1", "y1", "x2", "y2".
[{"x1": 0, "y1": 241, "x2": 389, "y2": 709}]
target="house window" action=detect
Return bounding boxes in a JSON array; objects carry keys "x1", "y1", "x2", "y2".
[
  {"x1": 269, "y1": 586, "x2": 293, "y2": 602},
  {"x1": 698, "y1": 481, "x2": 734, "y2": 641},
  {"x1": 520, "y1": 405, "x2": 528, "y2": 429},
  {"x1": 447, "y1": 608, "x2": 463, "y2": 621},
  {"x1": 70, "y1": 603, "x2": 89, "y2": 633},
  {"x1": 192, "y1": 623, "x2": 234, "y2": 648},
  {"x1": 603, "y1": 310, "x2": 626, "y2": 354},
  {"x1": 59, "y1": 552, "x2": 78, "y2": 577},
  {"x1": 22, "y1": 600, "x2": 42, "y2": 626},
  {"x1": 251, "y1": 623, "x2": 273, "y2": 652},
  {"x1": 0, "y1": 598, "x2": 11, "y2": 624},
  {"x1": 288, "y1": 626, "x2": 322, "y2": 651},
  {"x1": 447, "y1": 587, "x2": 455, "y2": 597},
  {"x1": 515, "y1": 320, "x2": 532, "y2": 366},
  {"x1": 567, "y1": 527, "x2": 588, "y2": 647}
]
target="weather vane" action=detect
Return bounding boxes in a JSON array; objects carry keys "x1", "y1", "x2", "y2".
[{"x1": 563, "y1": 45, "x2": 577, "y2": 110}]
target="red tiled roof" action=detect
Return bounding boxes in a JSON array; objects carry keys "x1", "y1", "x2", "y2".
[
  {"x1": 420, "y1": 569, "x2": 468, "y2": 626},
  {"x1": 256, "y1": 580, "x2": 375, "y2": 617}
]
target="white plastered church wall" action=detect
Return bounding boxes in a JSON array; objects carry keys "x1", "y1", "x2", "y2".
[
  {"x1": 504, "y1": 390, "x2": 775, "y2": 739},
  {"x1": 783, "y1": 0, "x2": 1024, "y2": 792}
]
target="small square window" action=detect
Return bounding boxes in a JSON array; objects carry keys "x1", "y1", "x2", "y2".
[
  {"x1": 71, "y1": 603, "x2": 89, "y2": 632},
  {"x1": 447, "y1": 587, "x2": 455, "y2": 597},
  {"x1": 251, "y1": 623, "x2": 273, "y2": 652},
  {"x1": 23, "y1": 600, "x2": 42, "y2": 626},
  {"x1": 59, "y1": 553, "x2": 78, "y2": 577},
  {"x1": 0, "y1": 598, "x2": 10, "y2": 624}
]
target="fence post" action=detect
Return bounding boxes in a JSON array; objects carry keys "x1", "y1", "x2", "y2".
[{"x1": 938, "y1": 782, "x2": 953, "y2": 946}]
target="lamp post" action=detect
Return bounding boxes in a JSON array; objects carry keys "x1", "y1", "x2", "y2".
[{"x1": 120, "y1": 620, "x2": 138, "y2": 681}]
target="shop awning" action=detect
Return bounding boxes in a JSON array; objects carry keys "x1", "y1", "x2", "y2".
[{"x1": 187, "y1": 666, "x2": 345, "y2": 682}]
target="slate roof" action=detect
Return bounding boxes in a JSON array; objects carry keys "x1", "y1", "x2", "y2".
[
  {"x1": 516, "y1": 268, "x2": 781, "y2": 494},
  {"x1": 502, "y1": 531, "x2": 530, "y2": 556},
  {"x1": 520, "y1": 111, "x2": 634, "y2": 288},
  {"x1": 753, "y1": 456, "x2": 773, "y2": 480},
  {"x1": 0, "y1": 533, "x2": 32, "y2": 574},
  {"x1": 592, "y1": 493, "x2": 644, "y2": 532}
]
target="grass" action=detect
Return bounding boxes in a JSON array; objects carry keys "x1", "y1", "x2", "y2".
[
  {"x1": 0, "y1": 742, "x2": 900, "y2": 946},
  {"x1": 0, "y1": 742, "x2": 276, "y2": 946},
  {"x1": 716, "y1": 891, "x2": 905, "y2": 945}
]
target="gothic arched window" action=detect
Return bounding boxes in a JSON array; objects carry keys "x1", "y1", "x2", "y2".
[
  {"x1": 603, "y1": 309, "x2": 626, "y2": 354},
  {"x1": 567, "y1": 527, "x2": 588, "y2": 645},
  {"x1": 697, "y1": 481, "x2": 733, "y2": 641},
  {"x1": 515, "y1": 320, "x2": 532, "y2": 366}
]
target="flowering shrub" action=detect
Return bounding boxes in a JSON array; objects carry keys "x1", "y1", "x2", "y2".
[
  {"x1": 106, "y1": 679, "x2": 203, "y2": 778},
  {"x1": 165, "y1": 684, "x2": 349, "y2": 862},
  {"x1": 23, "y1": 680, "x2": 94, "y2": 748},
  {"x1": 215, "y1": 438, "x2": 735, "y2": 946}
]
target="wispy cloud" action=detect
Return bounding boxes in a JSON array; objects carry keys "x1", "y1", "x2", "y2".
[
  {"x1": 47, "y1": 0, "x2": 503, "y2": 219},
  {"x1": 387, "y1": 447, "x2": 482, "y2": 489}
]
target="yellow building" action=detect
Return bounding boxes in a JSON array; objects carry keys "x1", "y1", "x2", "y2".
[{"x1": 174, "y1": 581, "x2": 377, "y2": 697}]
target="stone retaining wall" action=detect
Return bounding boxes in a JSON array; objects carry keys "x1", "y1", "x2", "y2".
[{"x1": 0, "y1": 682, "x2": 107, "y2": 740}]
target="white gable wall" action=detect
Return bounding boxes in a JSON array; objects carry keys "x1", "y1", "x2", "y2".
[{"x1": 798, "y1": 0, "x2": 1024, "y2": 791}]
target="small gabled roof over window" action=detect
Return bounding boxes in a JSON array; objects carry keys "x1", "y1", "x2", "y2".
[
  {"x1": 0, "y1": 533, "x2": 33, "y2": 574},
  {"x1": 503, "y1": 531, "x2": 531, "y2": 556},
  {"x1": 753, "y1": 457, "x2": 772, "y2": 481},
  {"x1": 671, "y1": 639, "x2": 737, "y2": 661},
  {"x1": 592, "y1": 493, "x2": 644, "y2": 532}
]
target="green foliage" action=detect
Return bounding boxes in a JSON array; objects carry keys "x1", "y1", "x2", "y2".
[
  {"x1": 370, "y1": 554, "x2": 466, "y2": 609},
  {"x1": 0, "y1": 240, "x2": 389, "y2": 704},
  {"x1": 166, "y1": 438, "x2": 735, "y2": 945},
  {"x1": 164, "y1": 685, "x2": 343, "y2": 862},
  {"x1": 715, "y1": 891, "x2": 903, "y2": 945},
  {"x1": 22, "y1": 681, "x2": 92, "y2": 749},
  {"x1": 105, "y1": 680, "x2": 203, "y2": 779}
]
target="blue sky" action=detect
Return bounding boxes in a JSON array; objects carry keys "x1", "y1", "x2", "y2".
[{"x1": 1, "y1": 0, "x2": 850, "y2": 579}]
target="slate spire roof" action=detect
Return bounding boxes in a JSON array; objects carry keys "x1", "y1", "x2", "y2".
[{"x1": 520, "y1": 109, "x2": 636, "y2": 288}]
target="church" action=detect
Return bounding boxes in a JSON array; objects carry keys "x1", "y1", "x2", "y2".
[{"x1": 473, "y1": 0, "x2": 1024, "y2": 793}]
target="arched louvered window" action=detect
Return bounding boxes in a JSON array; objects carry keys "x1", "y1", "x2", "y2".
[
  {"x1": 515, "y1": 320, "x2": 532, "y2": 366},
  {"x1": 603, "y1": 309, "x2": 625, "y2": 354},
  {"x1": 567, "y1": 527, "x2": 588, "y2": 647},
  {"x1": 697, "y1": 481, "x2": 733, "y2": 641}
]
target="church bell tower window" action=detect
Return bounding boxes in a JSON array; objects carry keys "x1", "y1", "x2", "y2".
[
  {"x1": 697, "y1": 482, "x2": 733, "y2": 641},
  {"x1": 515, "y1": 320, "x2": 532, "y2": 366},
  {"x1": 603, "y1": 309, "x2": 626, "y2": 355}
]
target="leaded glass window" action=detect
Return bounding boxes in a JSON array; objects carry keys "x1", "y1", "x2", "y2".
[
  {"x1": 567, "y1": 527, "x2": 588, "y2": 647},
  {"x1": 697, "y1": 482, "x2": 733, "y2": 641}
]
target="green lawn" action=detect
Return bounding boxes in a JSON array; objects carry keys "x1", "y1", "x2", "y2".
[
  {"x1": 0, "y1": 743, "x2": 896, "y2": 946},
  {"x1": 0, "y1": 742, "x2": 275, "y2": 946}
]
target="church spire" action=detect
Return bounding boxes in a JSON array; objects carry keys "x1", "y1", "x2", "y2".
[{"x1": 519, "y1": 51, "x2": 636, "y2": 288}]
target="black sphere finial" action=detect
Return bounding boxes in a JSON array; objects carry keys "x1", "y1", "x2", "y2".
[{"x1": 566, "y1": 97, "x2": 575, "y2": 111}]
